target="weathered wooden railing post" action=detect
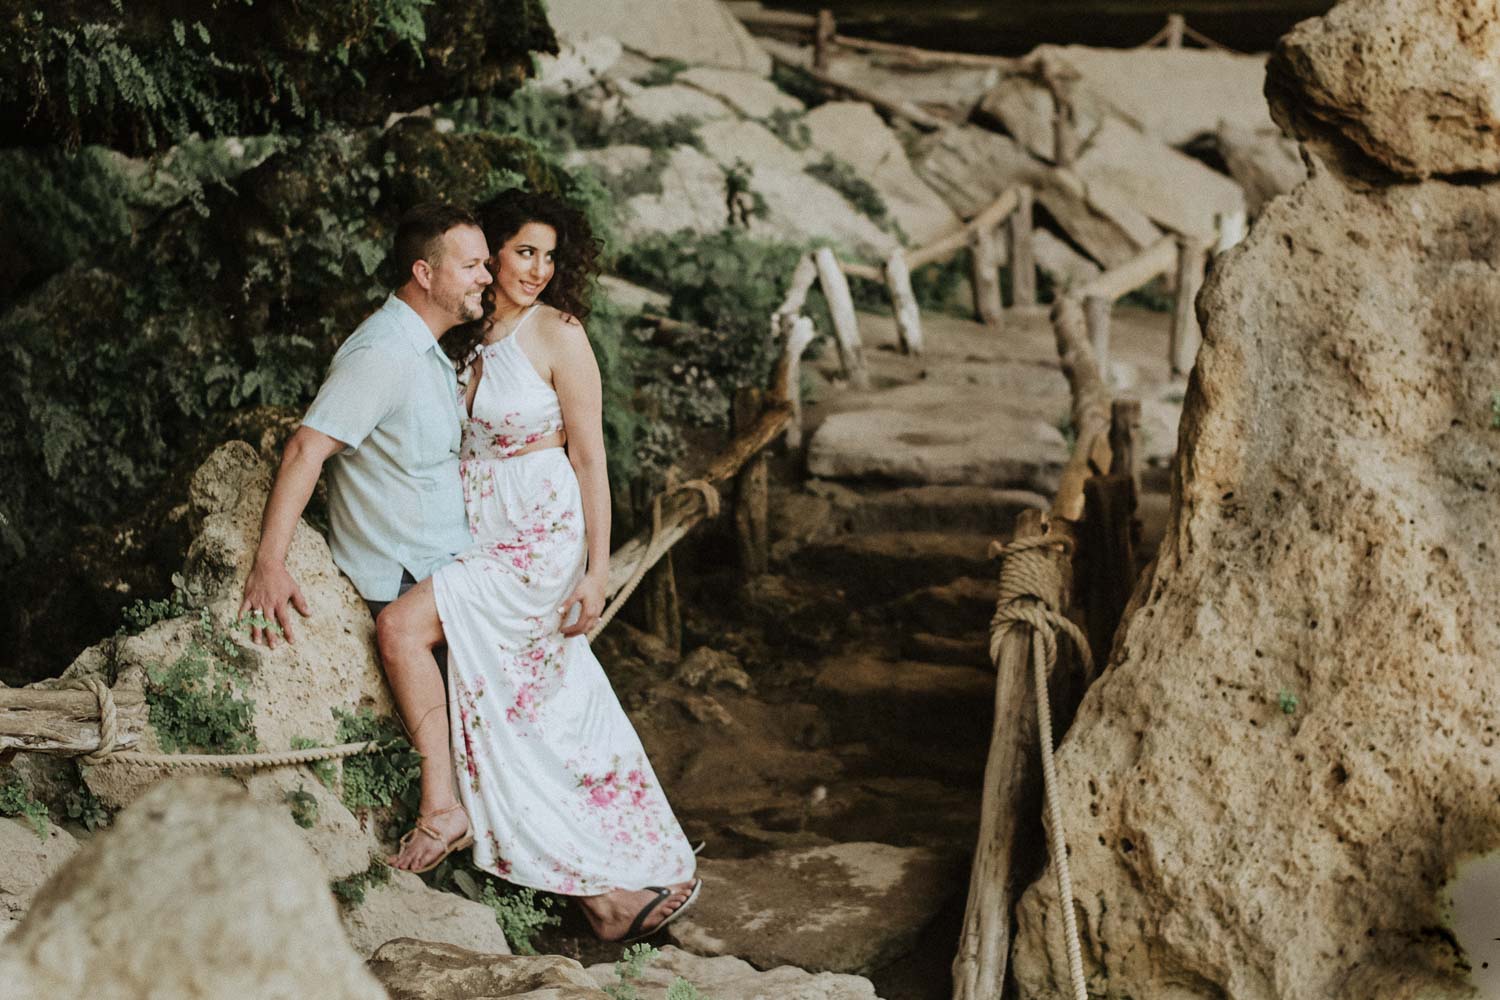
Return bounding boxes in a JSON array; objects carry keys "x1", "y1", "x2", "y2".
[
  {"x1": 814, "y1": 247, "x2": 870, "y2": 389},
  {"x1": 1165, "y1": 12, "x2": 1186, "y2": 48},
  {"x1": 1082, "y1": 399, "x2": 1142, "y2": 662},
  {"x1": 884, "y1": 249, "x2": 924, "y2": 356},
  {"x1": 971, "y1": 224, "x2": 1004, "y2": 327},
  {"x1": 1009, "y1": 186, "x2": 1037, "y2": 308},
  {"x1": 732, "y1": 386, "x2": 770, "y2": 577},
  {"x1": 1084, "y1": 294, "x2": 1111, "y2": 380},
  {"x1": 814, "y1": 9, "x2": 836, "y2": 71},
  {"x1": 1170, "y1": 236, "x2": 1207, "y2": 377}
]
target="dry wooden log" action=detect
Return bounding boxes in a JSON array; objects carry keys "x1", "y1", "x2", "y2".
[
  {"x1": 814, "y1": 247, "x2": 870, "y2": 390},
  {"x1": 838, "y1": 260, "x2": 885, "y2": 283},
  {"x1": 952, "y1": 507, "x2": 1067, "y2": 1000},
  {"x1": 884, "y1": 249, "x2": 924, "y2": 356},
  {"x1": 1170, "y1": 236, "x2": 1208, "y2": 376},
  {"x1": 644, "y1": 550, "x2": 683, "y2": 656},
  {"x1": 1076, "y1": 234, "x2": 1178, "y2": 302},
  {"x1": 971, "y1": 225, "x2": 1005, "y2": 327},
  {"x1": 777, "y1": 252, "x2": 821, "y2": 320},
  {"x1": 814, "y1": 8, "x2": 836, "y2": 72},
  {"x1": 1050, "y1": 297, "x2": 1114, "y2": 522},
  {"x1": 778, "y1": 315, "x2": 818, "y2": 448},
  {"x1": 1166, "y1": 12, "x2": 1186, "y2": 47},
  {"x1": 770, "y1": 52, "x2": 948, "y2": 132},
  {"x1": 1084, "y1": 294, "x2": 1112, "y2": 381},
  {"x1": 1082, "y1": 474, "x2": 1138, "y2": 668},
  {"x1": 724, "y1": 4, "x2": 817, "y2": 30},
  {"x1": 733, "y1": 387, "x2": 770, "y2": 577},
  {"x1": 908, "y1": 187, "x2": 1022, "y2": 270},
  {"x1": 1108, "y1": 399, "x2": 1142, "y2": 486},
  {"x1": 830, "y1": 33, "x2": 1017, "y2": 69},
  {"x1": 1009, "y1": 186, "x2": 1038, "y2": 308},
  {"x1": 0, "y1": 685, "x2": 149, "y2": 757}
]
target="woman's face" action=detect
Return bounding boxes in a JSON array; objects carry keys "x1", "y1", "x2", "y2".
[{"x1": 491, "y1": 221, "x2": 558, "y2": 312}]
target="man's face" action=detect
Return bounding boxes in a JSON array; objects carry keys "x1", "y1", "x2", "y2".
[{"x1": 424, "y1": 225, "x2": 492, "y2": 327}]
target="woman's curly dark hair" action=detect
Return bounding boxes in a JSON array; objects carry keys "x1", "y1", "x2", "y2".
[{"x1": 443, "y1": 188, "x2": 603, "y2": 367}]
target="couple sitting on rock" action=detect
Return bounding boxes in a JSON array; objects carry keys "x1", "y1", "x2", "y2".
[{"x1": 238, "y1": 193, "x2": 700, "y2": 944}]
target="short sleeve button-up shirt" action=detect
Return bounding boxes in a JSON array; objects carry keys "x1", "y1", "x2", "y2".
[{"x1": 301, "y1": 295, "x2": 471, "y2": 601}]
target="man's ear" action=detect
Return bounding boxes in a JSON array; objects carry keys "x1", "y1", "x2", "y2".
[{"x1": 412, "y1": 259, "x2": 434, "y2": 291}]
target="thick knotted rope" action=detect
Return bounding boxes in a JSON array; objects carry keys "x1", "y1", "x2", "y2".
[
  {"x1": 988, "y1": 533, "x2": 1094, "y2": 1000},
  {"x1": 587, "y1": 476, "x2": 720, "y2": 641}
]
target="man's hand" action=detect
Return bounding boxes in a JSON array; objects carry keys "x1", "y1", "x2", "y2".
[
  {"x1": 239, "y1": 560, "x2": 311, "y2": 649},
  {"x1": 559, "y1": 572, "x2": 607, "y2": 638}
]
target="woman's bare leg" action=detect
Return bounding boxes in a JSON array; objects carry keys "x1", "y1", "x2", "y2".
[
  {"x1": 576, "y1": 881, "x2": 699, "y2": 941},
  {"x1": 375, "y1": 578, "x2": 469, "y2": 871}
]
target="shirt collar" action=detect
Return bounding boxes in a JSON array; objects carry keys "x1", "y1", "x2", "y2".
[{"x1": 385, "y1": 294, "x2": 446, "y2": 357}]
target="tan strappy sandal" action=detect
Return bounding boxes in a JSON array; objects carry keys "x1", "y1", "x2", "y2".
[{"x1": 392, "y1": 803, "x2": 474, "y2": 874}]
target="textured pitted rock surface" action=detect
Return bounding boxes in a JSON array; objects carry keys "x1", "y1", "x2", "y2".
[
  {"x1": 545, "y1": 0, "x2": 770, "y2": 75},
  {"x1": 1268, "y1": 0, "x2": 1500, "y2": 178},
  {"x1": 588, "y1": 945, "x2": 880, "y2": 1000},
  {"x1": 1009, "y1": 164, "x2": 1500, "y2": 999},
  {"x1": 369, "y1": 938, "x2": 605, "y2": 999},
  {"x1": 0, "y1": 818, "x2": 77, "y2": 944},
  {"x1": 0, "y1": 776, "x2": 385, "y2": 999},
  {"x1": 668, "y1": 843, "x2": 963, "y2": 975}
]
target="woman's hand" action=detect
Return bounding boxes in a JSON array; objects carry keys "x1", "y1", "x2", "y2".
[{"x1": 559, "y1": 571, "x2": 607, "y2": 637}]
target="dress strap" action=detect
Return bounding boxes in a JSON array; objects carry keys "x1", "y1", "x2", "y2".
[{"x1": 511, "y1": 303, "x2": 543, "y2": 351}]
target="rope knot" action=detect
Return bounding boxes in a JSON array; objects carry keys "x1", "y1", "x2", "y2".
[{"x1": 65, "y1": 676, "x2": 117, "y2": 766}]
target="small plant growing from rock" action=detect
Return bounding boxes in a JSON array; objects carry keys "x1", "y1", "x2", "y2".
[
  {"x1": 285, "y1": 784, "x2": 319, "y2": 829},
  {"x1": 145, "y1": 609, "x2": 257, "y2": 754},
  {"x1": 760, "y1": 108, "x2": 811, "y2": 150},
  {"x1": 63, "y1": 783, "x2": 111, "y2": 832},
  {"x1": 289, "y1": 736, "x2": 339, "y2": 788},
  {"x1": 640, "y1": 58, "x2": 690, "y2": 87},
  {"x1": 440, "y1": 863, "x2": 560, "y2": 954},
  {"x1": 330, "y1": 856, "x2": 392, "y2": 907},
  {"x1": 1490, "y1": 390, "x2": 1500, "y2": 429},
  {"x1": 605, "y1": 944, "x2": 660, "y2": 1000},
  {"x1": 805, "y1": 154, "x2": 893, "y2": 232},
  {"x1": 332, "y1": 706, "x2": 421, "y2": 818},
  {"x1": 0, "y1": 775, "x2": 49, "y2": 837},
  {"x1": 1277, "y1": 689, "x2": 1299, "y2": 715}
]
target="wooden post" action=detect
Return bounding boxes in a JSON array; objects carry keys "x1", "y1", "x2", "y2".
[
  {"x1": 884, "y1": 249, "x2": 923, "y2": 356},
  {"x1": 1050, "y1": 78, "x2": 1078, "y2": 168},
  {"x1": 952, "y1": 507, "x2": 1060, "y2": 1000},
  {"x1": 813, "y1": 247, "x2": 870, "y2": 390},
  {"x1": 1108, "y1": 399, "x2": 1142, "y2": 487},
  {"x1": 971, "y1": 225, "x2": 1004, "y2": 327},
  {"x1": 814, "y1": 9, "x2": 836, "y2": 71},
  {"x1": 1008, "y1": 186, "x2": 1037, "y2": 309},
  {"x1": 732, "y1": 387, "x2": 770, "y2": 578},
  {"x1": 1165, "y1": 13, "x2": 1185, "y2": 48},
  {"x1": 0, "y1": 685, "x2": 149, "y2": 758},
  {"x1": 1084, "y1": 294, "x2": 1112, "y2": 383},
  {"x1": 1214, "y1": 210, "x2": 1247, "y2": 254},
  {"x1": 643, "y1": 551, "x2": 682, "y2": 656},
  {"x1": 1170, "y1": 236, "x2": 1207, "y2": 377},
  {"x1": 779, "y1": 314, "x2": 817, "y2": 449}
]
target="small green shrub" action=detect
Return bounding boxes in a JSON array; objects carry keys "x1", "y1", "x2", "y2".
[
  {"x1": 290, "y1": 735, "x2": 339, "y2": 789},
  {"x1": 1277, "y1": 689, "x2": 1299, "y2": 715},
  {"x1": 145, "y1": 609, "x2": 257, "y2": 755},
  {"x1": 333, "y1": 707, "x2": 422, "y2": 817},
  {"x1": 0, "y1": 775, "x2": 49, "y2": 837},
  {"x1": 63, "y1": 783, "x2": 111, "y2": 832},
  {"x1": 605, "y1": 943, "x2": 660, "y2": 1000},
  {"x1": 760, "y1": 108, "x2": 810, "y2": 151},
  {"x1": 286, "y1": 785, "x2": 319, "y2": 829},
  {"x1": 639, "y1": 58, "x2": 690, "y2": 87},
  {"x1": 331, "y1": 856, "x2": 392, "y2": 907},
  {"x1": 723, "y1": 159, "x2": 768, "y2": 227},
  {"x1": 665, "y1": 978, "x2": 711, "y2": 1000},
  {"x1": 482, "y1": 883, "x2": 560, "y2": 955},
  {"x1": 804, "y1": 154, "x2": 893, "y2": 232}
]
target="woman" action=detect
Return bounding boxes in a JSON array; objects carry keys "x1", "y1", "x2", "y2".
[{"x1": 379, "y1": 189, "x2": 699, "y2": 943}]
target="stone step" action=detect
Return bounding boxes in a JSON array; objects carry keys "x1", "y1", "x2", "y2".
[
  {"x1": 811, "y1": 653, "x2": 994, "y2": 750},
  {"x1": 782, "y1": 532, "x2": 999, "y2": 603},
  {"x1": 808, "y1": 481, "x2": 1047, "y2": 536},
  {"x1": 900, "y1": 632, "x2": 991, "y2": 668},
  {"x1": 880, "y1": 575, "x2": 995, "y2": 637}
]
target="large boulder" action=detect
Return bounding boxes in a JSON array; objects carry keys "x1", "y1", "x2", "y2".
[
  {"x1": 545, "y1": 0, "x2": 771, "y2": 76},
  {"x1": 0, "y1": 818, "x2": 77, "y2": 944},
  {"x1": 370, "y1": 939, "x2": 606, "y2": 999},
  {"x1": 1268, "y1": 0, "x2": 1500, "y2": 178},
  {"x1": 0, "y1": 776, "x2": 386, "y2": 999},
  {"x1": 588, "y1": 946, "x2": 879, "y2": 1000},
  {"x1": 669, "y1": 843, "x2": 963, "y2": 975},
  {"x1": 1009, "y1": 86, "x2": 1500, "y2": 1000},
  {"x1": 802, "y1": 101, "x2": 961, "y2": 246},
  {"x1": 679, "y1": 67, "x2": 804, "y2": 120},
  {"x1": 1215, "y1": 122, "x2": 1308, "y2": 216}
]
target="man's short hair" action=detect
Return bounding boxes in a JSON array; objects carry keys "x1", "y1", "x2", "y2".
[{"x1": 391, "y1": 203, "x2": 479, "y2": 285}]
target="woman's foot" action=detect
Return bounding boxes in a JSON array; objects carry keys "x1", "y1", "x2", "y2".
[
  {"x1": 580, "y1": 880, "x2": 699, "y2": 942},
  {"x1": 388, "y1": 803, "x2": 473, "y2": 873}
]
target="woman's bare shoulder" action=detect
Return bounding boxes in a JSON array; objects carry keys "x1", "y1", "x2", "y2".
[{"x1": 534, "y1": 303, "x2": 590, "y2": 350}]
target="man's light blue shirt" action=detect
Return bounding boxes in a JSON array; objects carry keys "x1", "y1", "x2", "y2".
[{"x1": 302, "y1": 295, "x2": 471, "y2": 601}]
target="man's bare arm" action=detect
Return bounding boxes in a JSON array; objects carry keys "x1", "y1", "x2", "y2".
[{"x1": 239, "y1": 425, "x2": 345, "y2": 648}]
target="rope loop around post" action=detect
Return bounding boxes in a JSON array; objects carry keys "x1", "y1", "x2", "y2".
[{"x1": 65, "y1": 676, "x2": 119, "y2": 766}]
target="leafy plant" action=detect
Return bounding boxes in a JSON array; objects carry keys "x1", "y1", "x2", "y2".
[
  {"x1": 604, "y1": 943, "x2": 661, "y2": 1000},
  {"x1": 332, "y1": 706, "x2": 422, "y2": 817},
  {"x1": 286, "y1": 784, "x2": 320, "y2": 829},
  {"x1": 1277, "y1": 689, "x2": 1299, "y2": 715},
  {"x1": 331, "y1": 856, "x2": 392, "y2": 907},
  {"x1": 291, "y1": 736, "x2": 339, "y2": 789},
  {"x1": 639, "y1": 58, "x2": 690, "y2": 87},
  {"x1": 805, "y1": 154, "x2": 894, "y2": 233},
  {"x1": 63, "y1": 783, "x2": 112, "y2": 832},
  {"x1": 145, "y1": 609, "x2": 257, "y2": 754},
  {"x1": 723, "y1": 158, "x2": 768, "y2": 227},
  {"x1": 760, "y1": 108, "x2": 810, "y2": 151},
  {"x1": 0, "y1": 775, "x2": 50, "y2": 838}
]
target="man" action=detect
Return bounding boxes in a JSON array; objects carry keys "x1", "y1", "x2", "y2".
[{"x1": 239, "y1": 202, "x2": 489, "y2": 863}]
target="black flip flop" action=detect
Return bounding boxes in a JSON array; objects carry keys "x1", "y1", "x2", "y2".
[{"x1": 618, "y1": 878, "x2": 703, "y2": 945}]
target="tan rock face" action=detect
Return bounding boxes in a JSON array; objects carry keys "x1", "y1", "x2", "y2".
[
  {"x1": 1010, "y1": 164, "x2": 1500, "y2": 999},
  {"x1": 369, "y1": 939, "x2": 605, "y2": 999},
  {"x1": 1268, "y1": 0, "x2": 1500, "y2": 178},
  {"x1": 0, "y1": 776, "x2": 386, "y2": 999}
]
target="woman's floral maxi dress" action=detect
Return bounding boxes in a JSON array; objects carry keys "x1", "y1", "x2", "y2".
[{"x1": 432, "y1": 307, "x2": 696, "y2": 894}]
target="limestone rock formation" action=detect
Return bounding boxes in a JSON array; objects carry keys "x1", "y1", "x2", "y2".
[
  {"x1": 1267, "y1": 0, "x2": 1500, "y2": 178},
  {"x1": 588, "y1": 946, "x2": 880, "y2": 1000},
  {"x1": 0, "y1": 777, "x2": 385, "y2": 999},
  {"x1": 0, "y1": 818, "x2": 77, "y2": 944},
  {"x1": 545, "y1": 0, "x2": 771, "y2": 76},
  {"x1": 369, "y1": 939, "x2": 606, "y2": 999},
  {"x1": 669, "y1": 843, "x2": 963, "y2": 974},
  {"x1": 1010, "y1": 4, "x2": 1500, "y2": 996}
]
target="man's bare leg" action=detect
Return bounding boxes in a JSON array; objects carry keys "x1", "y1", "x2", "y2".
[{"x1": 375, "y1": 578, "x2": 469, "y2": 871}]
